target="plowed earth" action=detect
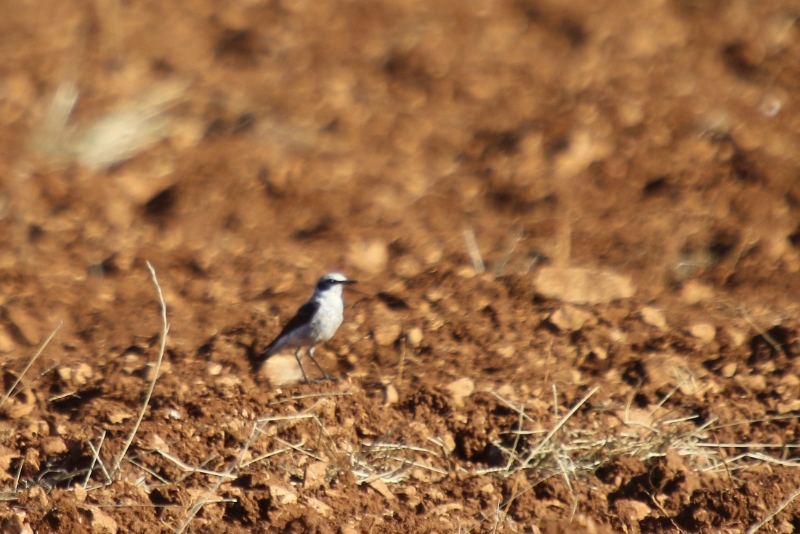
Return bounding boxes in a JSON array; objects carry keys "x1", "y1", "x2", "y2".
[{"x1": 2, "y1": 1, "x2": 800, "y2": 533}]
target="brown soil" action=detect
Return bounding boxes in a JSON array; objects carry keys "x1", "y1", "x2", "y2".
[{"x1": 2, "y1": 0, "x2": 800, "y2": 532}]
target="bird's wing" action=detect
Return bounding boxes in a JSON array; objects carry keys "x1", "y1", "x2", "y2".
[{"x1": 263, "y1": 300, "x2": 320, "y2": 356}]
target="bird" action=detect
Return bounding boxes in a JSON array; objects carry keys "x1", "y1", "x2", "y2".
[{"x1": 259, "y1": 272, "x2": 355, "y2": 383}]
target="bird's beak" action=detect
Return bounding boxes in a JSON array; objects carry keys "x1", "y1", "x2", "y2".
[{"x1": 342, "y1": 280, "x2": 357, "y2": 285}]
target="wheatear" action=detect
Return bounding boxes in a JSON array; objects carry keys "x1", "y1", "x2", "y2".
[{"x1": 260, "y1": 272, "x2": 355, "y2": 382}]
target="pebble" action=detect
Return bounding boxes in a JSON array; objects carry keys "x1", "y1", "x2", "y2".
[
  {"x1": 41, "y1": 437, "x2": 67, "y2": 456},
  {"x1": 549, "y1": 305, "x2": 594, "y2": 332},
  {"x1": 269, "y1": 485, "x2": 298, "y2": 505},
  {"x1": 347, "y1": 239, "x2": 388, "y2": 274},
  {"x1": 88, "y1": 506, "x2": 119, "y2": 534},
  {"x1": 721, "y1": 362, "x2": 737, "y2": 378},
  {"x1": 535, "y1": 267, "x2": 635, "y2": 304},
  {"x1": 690, "y1": 323, "x2": 716, "y2": 344},
  {"x1": 262, "y1": 354, "x2": 304, "y2": 386},
  {"x1": 445, "y1": 377, "x2": 475, "y2": 406},
  {"x1": 373, "y1": 323, "x2": 401, "y2": 346},
  {"x1": 2, "y1": 306, "x2": 39, "y2": 345},
  {"x1": 304, "y1": 461, "x2": 329, "y2": 490},
  {"x1": 681, "y1": 280, "x2": 714, "y2": 304},
  {"x1": 640, "y1": 306, "x2": 667, "y2": 330},
  {"x1": 406, "y1": 327, "x2": 423, "y2": 348},
  {"x1": 383, "y1": 383, "x2": 399, "y2": 405}
]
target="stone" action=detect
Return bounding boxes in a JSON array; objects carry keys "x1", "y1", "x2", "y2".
[
  {"x1": 87, "y1": 506, "x2": 118, "y2": 534},
  {"x1": 383, "y1": 383, "x2": 399, "y2": 405},
  {"x1": 690, "y1": 323, "x2": 716, "y2": 344},
  {"x1": 347, "y1": 239, "x2": 388, "y2": 274},
  {"x1": 269, "y1": 485, "x2": 297, "y2": 505},
  {"x1": 535, "y1": 267, "x2": 635, "y2": 304},
  {"x1": 306, "y1": 497, "x2": 332, "y2": 517},
  {"x1": 41, "y1": 437, "x2": 67, "y2": 456},
  {"x1": 407, "y1": 327, "x2": 423, "y2": 348},
  {"x1": 549, "y1": 305, "x2": 594, "y2": 332},
  {"x1": 2, "y1": 306, "x2": 39, "y2": 345},
  {"x1": 207, "y1": 362, "x2": 223, "y2": 376},
  {"x1": 681, "y1": 280, "x2": 714, "y2": 304},
  {"x1": 721, "y1": 362, "x2": 737, "y2": 378},
  {"x1": 262, "y1": 354, "x2": 304, "y2": 386},
  {"x1": 615, "y1": 499, "x2": 651, "y2": 521},
  {"x1": 373, "y1": 323, "x2": 401, "y2": 346},
  {"x1": 640, "y1": 306, "x2": 667, "y2": 330},
  {"x1": 445, "y1": 378, "x2": 475, "y2": 406},
  {"x1": 304, "y1": 461, "x2": 329, "y2": 490}
]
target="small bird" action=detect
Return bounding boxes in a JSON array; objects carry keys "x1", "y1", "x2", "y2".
[{"x1": 260, "y1": 272, "x2": 355, "y2": 383}]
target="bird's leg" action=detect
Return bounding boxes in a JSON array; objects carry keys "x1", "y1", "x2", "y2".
[
  {"x1": 307, "y1": 346, "x2": 337, "y2": 381},
  {"x1": 295, "y1": 347, "x2": 310, "y2": 383}
]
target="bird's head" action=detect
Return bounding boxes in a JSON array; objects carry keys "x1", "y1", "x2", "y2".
[{"x1": 315, "y1": 272, "x2": 356, "y2": 295}]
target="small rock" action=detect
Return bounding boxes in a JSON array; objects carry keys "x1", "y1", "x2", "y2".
[
  {"x1": 73, "y1": 363, "x2": 93, "y2": 386},
  {"x1": 777, "y1": 400, "x2": 800, "y2": 414},
  {"x1": 106, "y1": 412, "x2": 133, "y2": 425},
  {"x1": 367, "y1": 478, "x2": 396, "y2": 501},
  {"x1": 72, "y1": 484, "x2": 87, "y2": 503},
  {"x1": 690, "y1": 323, "x2": 716, "y2": 343},
  {"x1": 681, "y1": 280, "x2": 714, "y2": 304},
  {"x1": 146, "y1": 434, "x2": 169, "y2": 453},
  {"x1": 27, "y1": 486, "x2": 48, "y2": 508},
  {"x1": 407, "y1": 327, "x2": 423, "y2": 348},
  {"x1": 304, "y1": 461, "x2": 329, "y2": 490},
  {"x1": 782, "y1": 374, "x2": 800, "y2": 387},
  {"x1": 496, "y1": 345, "x2": 515, "y2": 359},
  {"x1": 1, "y1": 387, "x2": 35, "y2": 419},
  {"x1": 445, "y1": 377, "x2": 475, "y2": 406},
  {"x1": 339, "y1": 524, "x2": 359, "y2": 534},
  {"x1": 87, "y1": 506, "x2": 118, "y2": 534},
  {"x1": 548, "y1": 305, "x2": 594, "y2": 332},
  {"x1": 1, "y1": 512, "x2": 32, "y2": 534},
  {"x1": 0, "y1": 329, "x2": 15, "y2": 352},
  {"x1": 373, "y1": 323, "x2": 401, "y2": 346},
  {"x1": 737, "y1": 373, "x2": 767, "y2": 392},
  {"x1": 383, "y1": 383, "x2": 399, "y2": 405},
  {"x1": 640, "y1": 306, "x2": 667, "y2": 330},
  {"x1": 41, "y1": 437, "x2": 67, "y2": 456},
  {"x1": 306, "y1": 497, "x2": 333, "y2": 517},
  {"x1": 207, "y1": 362, "x2": 223, "y2": 376},
  {"x1": 535, "y1": 267, "x2": 635, "y2": 304},
  {"x1": 262, "y1": 354, "x2": 304, "y2": 386},
  {"x1": 442, "y1": 433, "x2": 456, "y2": 453},
  {"x1": 2, "y1": 306, "x2": 40, "y2": 345},
  {"x1": 721, "y1": 362, "x2": 737, "y2": 378},
  {"x1": 479, "y1": 483, "x2": 495, "y2": 495},
  {"x1": 347, "y1": 239, "x2": 388, "y2": 274},
  {"x1": 495, "y1": 384, "x2": 515, "y2": 398},
  {"x1": 615, "y1": 499, "x2": 651, "y2": 521},
  {"x1": 591, "y1": 345, "x2": 608, "y2": 360},
  {"x1": 269, "y1": 485, "x2": 298, "y2": 505},
  {"x1": 726, "y1": 327, "x2": 747, "y2": 347}
]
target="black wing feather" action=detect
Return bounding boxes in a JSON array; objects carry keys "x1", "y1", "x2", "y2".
[{"x1": 262, "y1": 300, "x2": 320, "y2": 358}]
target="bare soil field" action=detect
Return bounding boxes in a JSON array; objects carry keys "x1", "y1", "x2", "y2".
[{"x1": 2, "y1": 0, "x2": 800, "y2": 532}]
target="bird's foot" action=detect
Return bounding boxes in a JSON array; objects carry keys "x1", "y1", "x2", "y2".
[{"x1": 313, "y1": 375, "x2": 339, "y2": 383}]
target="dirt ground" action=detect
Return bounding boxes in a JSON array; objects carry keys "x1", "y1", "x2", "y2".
[{"x1": 2, "y1": 0, "x2": 800, "y2": 532}]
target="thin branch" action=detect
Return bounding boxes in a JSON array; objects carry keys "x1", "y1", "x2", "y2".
[
  {"x1": 112, "y1": 262, "x2": 169, "y2": 478},
  {"x1": 520, "y1": 386, "x2": 599, "y2": 470},
  {"x1": 746, "y1": 484, "x2": 800, "y2": 534},
  {"x1": 0, "y1": 321, "x2": 62, "y2": 411}
]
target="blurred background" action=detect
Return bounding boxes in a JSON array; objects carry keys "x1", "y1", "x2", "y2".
[{"x1": 0, "y1": 0, "x2": 799, "y2": 350}]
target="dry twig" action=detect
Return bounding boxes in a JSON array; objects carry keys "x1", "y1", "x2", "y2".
[{"x1": 112, "y1": 262, "x2": 169, "y2": 478}]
